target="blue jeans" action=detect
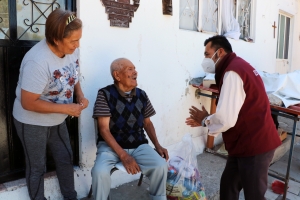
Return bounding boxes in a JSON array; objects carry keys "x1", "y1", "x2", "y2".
[{"x1": 91, "y1": 142, "x2": 167, "y2": 200}]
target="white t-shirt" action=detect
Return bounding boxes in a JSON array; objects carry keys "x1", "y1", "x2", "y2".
[{"x1": 13, "y1": 39, "x2": 80, "y2": 126}]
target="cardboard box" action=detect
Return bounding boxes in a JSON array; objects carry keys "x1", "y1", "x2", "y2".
[
  {"x1": 279, "y1": 131, "x2": 287, "y2": 141},
  {"x1": 203, "y1": 73, "x2": 216, "y2": 88},
  {"x1": 277, "y1": 128, "x2": 287, "y2": 141}
]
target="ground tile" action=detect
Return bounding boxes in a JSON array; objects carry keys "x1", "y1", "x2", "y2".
[
  {"x1": 288, "y1": 179, "x2": 300, "y2": 196},
  {"x1": 286, "y1": 192, "x2": 300, "y2": 200},
  {"x1": 265, "y1": 187, "x2": 280, "y2": 200}
]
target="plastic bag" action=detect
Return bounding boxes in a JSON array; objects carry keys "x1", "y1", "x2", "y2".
[{"x1": 166, "y1": 134, "x2": 206, "y2": 200}]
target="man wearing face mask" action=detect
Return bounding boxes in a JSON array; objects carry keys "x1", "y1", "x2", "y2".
[{"x1": 186, "y1": 35, "x2": 281, "y2": 200}]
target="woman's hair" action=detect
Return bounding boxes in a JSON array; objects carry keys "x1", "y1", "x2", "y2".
[{"x1": 45, "y1": 8, "x2": 82, "y2": 46}]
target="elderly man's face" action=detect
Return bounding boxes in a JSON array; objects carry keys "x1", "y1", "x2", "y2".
[{"x1": 118, "y1": 61, "x2": 138, "y2": 89}]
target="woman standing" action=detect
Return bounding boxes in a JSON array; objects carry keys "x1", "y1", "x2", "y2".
[{"x1": 13, "y1": 9, "x2": 88, "y2": 200}]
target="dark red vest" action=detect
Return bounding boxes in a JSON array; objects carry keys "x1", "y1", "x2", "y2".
[{"x1": 218, "y1": 56, "x2": 281, "y2": 157}]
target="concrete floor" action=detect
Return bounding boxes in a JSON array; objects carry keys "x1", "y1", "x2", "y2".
[{"x1": 82, "y1": 116, "x2": 300, "y2": 200}]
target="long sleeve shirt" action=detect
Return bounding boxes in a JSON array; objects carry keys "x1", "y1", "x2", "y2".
[{"x1": 206, "y1": 71, "x2": 246, "y2": 137}]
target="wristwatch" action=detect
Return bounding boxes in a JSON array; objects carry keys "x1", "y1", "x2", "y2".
[{"x1": 201, "y1": 116, "x2": 208, "y2": 127}]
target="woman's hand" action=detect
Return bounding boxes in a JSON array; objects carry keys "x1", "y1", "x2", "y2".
[
  {"x1": 66, "y1": 103, "x2": 84, "y2": 117},
  {"x1": 77, "y1": 96, "x2": 89, "y2": 109}
]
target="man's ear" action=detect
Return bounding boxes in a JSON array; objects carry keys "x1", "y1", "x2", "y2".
[
  {"x1": 113, "y1": 71, "x2": 120, "y2": 81},
  {"x1": 218, "y1": 48, "x2": 225, "y2": 58}
]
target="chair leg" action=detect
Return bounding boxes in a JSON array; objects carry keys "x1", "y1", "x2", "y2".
[
  {"x1": 138, "y1": 173, "x2": 144, "y2": 186},
  {"x1": 88, "y1": 185, "x2": 93, "y2": 198}
]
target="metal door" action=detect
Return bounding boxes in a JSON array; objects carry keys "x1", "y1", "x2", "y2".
[{"x1": 0, "y1": 0, "x2": 78, "y2": 184}]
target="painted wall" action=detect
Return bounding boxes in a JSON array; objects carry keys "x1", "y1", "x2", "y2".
[
  {"x1": 1, "y1": 0, "x2": 300, "y2": 199},
  {"x1": 75, "y1": 0, "x2": 300, "y2": 197}
]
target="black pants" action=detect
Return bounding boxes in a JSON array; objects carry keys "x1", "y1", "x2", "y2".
[
  {"x1": 220, "y1": 149, "x2": 275, "y2": 200},
  {"x1": 14, "y1": 118, "x2": 77, "y2": 200}
]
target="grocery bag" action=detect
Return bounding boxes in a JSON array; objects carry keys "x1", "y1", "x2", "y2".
[{"x1": 166, "y1": 134, "x2": 206, "y2": 200}]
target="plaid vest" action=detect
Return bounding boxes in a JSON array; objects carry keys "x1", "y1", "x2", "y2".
[{"x1": 99, "y1": 84, "x2": 148, "y2": 148}]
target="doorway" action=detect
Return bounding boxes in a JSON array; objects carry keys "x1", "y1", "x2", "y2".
[
  {"x1": 0, "y1": 0, "x2": 78, "y2": 184},
  {"x1": 276, "y1": 12, "x2": 292, "y2": 74}
]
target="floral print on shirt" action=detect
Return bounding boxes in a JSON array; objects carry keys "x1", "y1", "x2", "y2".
[{"x1": 44, "y1": 59, "x2": 79, "y2": 104}]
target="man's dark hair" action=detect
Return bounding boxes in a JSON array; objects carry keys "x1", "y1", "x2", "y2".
[{"x1": 204, "y1": 35, "x2": 233, "y2": 53}]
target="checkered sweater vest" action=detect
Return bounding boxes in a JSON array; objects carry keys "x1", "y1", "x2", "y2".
[{"x1": 99, "y1": 85, "x2": 148, "y2": 149}]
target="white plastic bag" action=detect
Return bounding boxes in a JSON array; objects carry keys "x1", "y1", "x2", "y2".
[{"x1": 166, "y1": 134, "x2": 206, "y2": 200}]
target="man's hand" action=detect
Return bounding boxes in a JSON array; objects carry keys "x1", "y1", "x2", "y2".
[
  {"x1": 120, "y1": 154, "x2": 141, "y2": 175},
  {"x1": 187, "y1": 105, "x2": 209, "y2": 126},
  {"x1": 155, "y1": 144, "x2": 169, "y2": 160},
  {"x1": 185, "y1": 117, "x2": 201, "y2": 127}
]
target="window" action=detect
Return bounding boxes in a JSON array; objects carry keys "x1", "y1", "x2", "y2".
[
  {"x1": 276, "y1": 13, "x2": 290, "y2": 59},
  {"x1": 0, "y1": 0, "x2": 9, "y2": 39},
  {"x1": 179, "y1": 0, "x2": 199, "y2": 31},
  {"x1": 235, "y1": 0, "x2": 252, "y2": 40},
  {"x1": 200, "y1": 0, "x2": 219, "y2": 33},
  {"x1": 16, "y1": 0, "x2": 65, "y2": 40},
  {"x1": 179, "y1": 0, "x2": 255, "y2": 41}
]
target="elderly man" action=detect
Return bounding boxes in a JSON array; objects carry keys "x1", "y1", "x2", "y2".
[{"x1": 92, "y1": 58, "x2": 169, "y2": 200}]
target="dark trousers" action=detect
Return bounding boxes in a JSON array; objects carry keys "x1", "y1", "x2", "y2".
[
  {"x1": 14, "y1": 119, "x2": 77, "y2": 200},
  {"x1": 220, "y1": 149, "x2": 275, "y2": 200}
]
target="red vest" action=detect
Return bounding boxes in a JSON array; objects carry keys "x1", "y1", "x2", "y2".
[{"x1": 218, "y1": 56, "x2": 281, "y2": 157}]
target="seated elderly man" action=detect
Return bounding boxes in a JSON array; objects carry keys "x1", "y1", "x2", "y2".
[{"x1": 91, "y1": 58, "x2": 169, "y2": 200}]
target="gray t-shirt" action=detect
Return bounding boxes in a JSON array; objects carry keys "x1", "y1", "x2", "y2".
[{"x1": 13, "y1": 39, "x2": 80, "y2": 126}]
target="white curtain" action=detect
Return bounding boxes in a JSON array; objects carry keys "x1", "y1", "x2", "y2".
[{"x1": 221, "y1": 0, "x2": 241, "y2": 40}]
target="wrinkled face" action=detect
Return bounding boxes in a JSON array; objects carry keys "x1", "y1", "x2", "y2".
[
  {"x1": 56, "y1": 28, "x2": 82, "y2": 55},
  {"x1": 118, "y1": 61, "x2": 138, "y2": 89}
]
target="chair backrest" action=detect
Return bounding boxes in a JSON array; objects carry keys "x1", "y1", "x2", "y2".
[{"x1": 94, "y1": 118, "x2": 98, "y2": 145}]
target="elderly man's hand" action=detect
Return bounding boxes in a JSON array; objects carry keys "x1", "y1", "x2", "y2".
[
  {"x1": 120, "y1": 154, "x2": 140, "y2": 175},
  {"x1": 187, "y1": 105, "x2": 209, "y2": 125},
  {"x1": 155, "y1": 144, "x2": 169, "y2": 161}
]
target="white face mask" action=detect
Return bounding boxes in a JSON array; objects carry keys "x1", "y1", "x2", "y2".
[{"x1": 201, "y1": 50, "x2": 220, "y2": 73}]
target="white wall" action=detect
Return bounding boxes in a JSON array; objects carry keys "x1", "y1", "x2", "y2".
[
  {"x1": 74, "y1": 0, "x2": 300, "y2": 197},
  {"x1": 2, "y1": 0, "x2": 300, "y2": 199}
]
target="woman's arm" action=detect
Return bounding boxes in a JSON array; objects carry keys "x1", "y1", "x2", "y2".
[
  {"x1": 74, "y1": 82, "x2": 89, "y2": 109},
  {"x1": 21, "y1": 89, "x2": 83, "y2": 117}
]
